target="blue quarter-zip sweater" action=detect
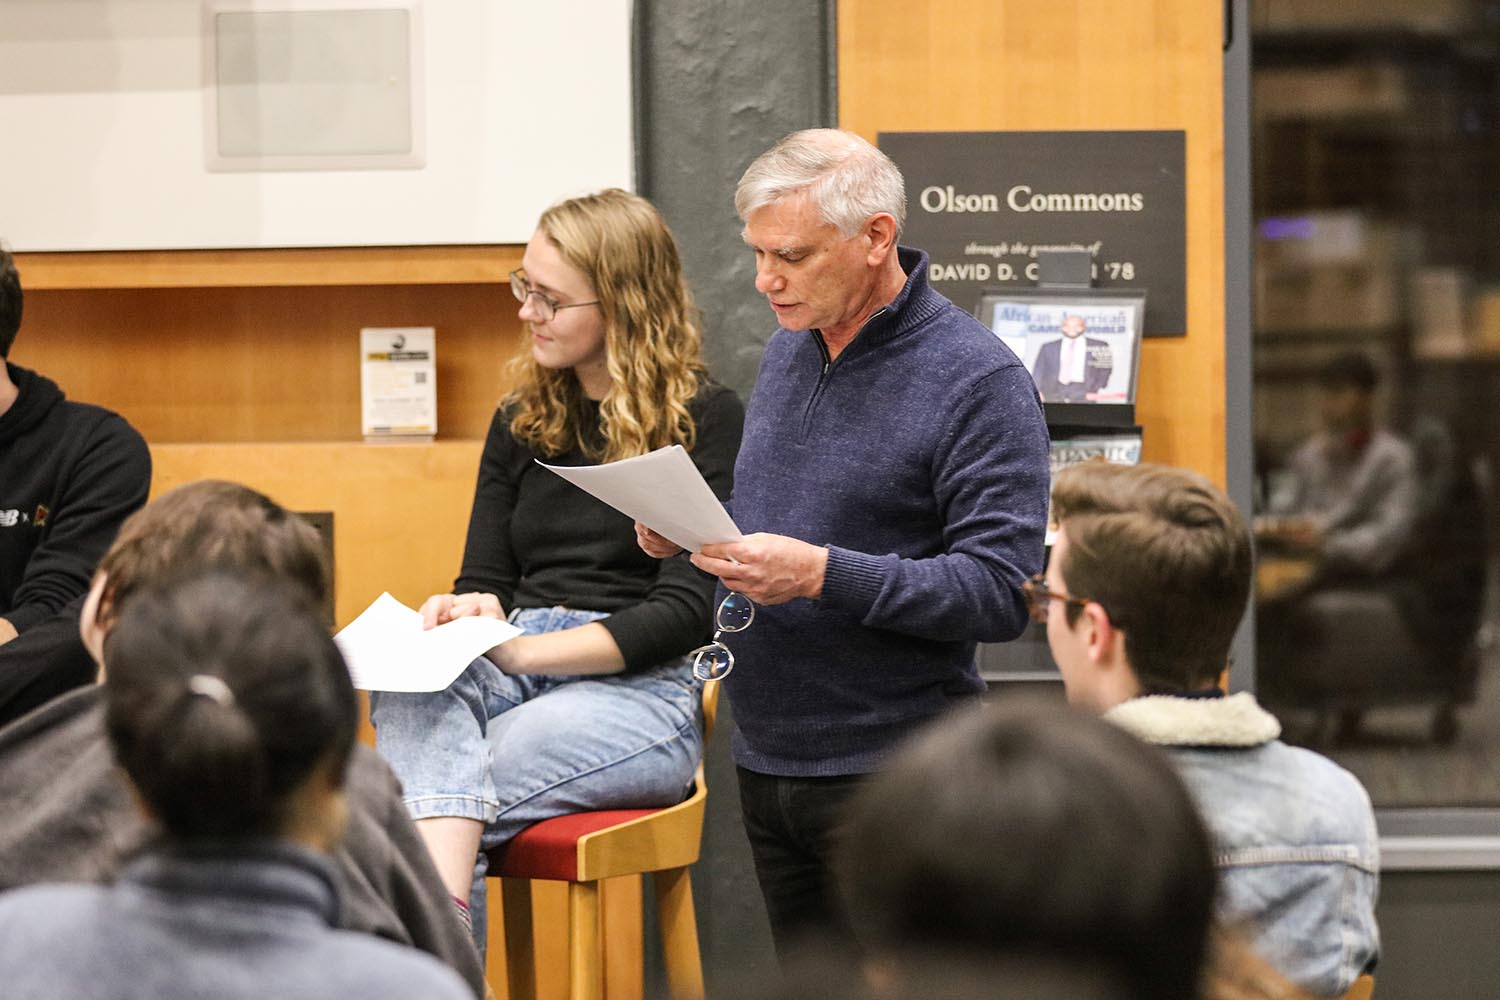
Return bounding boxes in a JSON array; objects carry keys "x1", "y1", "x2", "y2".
[{"x1": 726, "y1": 246, "x2": 1050, "y2": 776}]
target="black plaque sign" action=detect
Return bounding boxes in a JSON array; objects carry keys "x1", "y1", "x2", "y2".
[{"x1": 879, "y1": 130, "x2": 1187, "y2": 336}]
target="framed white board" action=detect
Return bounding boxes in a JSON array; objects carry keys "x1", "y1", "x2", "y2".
[{"x1": 0, "y1": 0, "x2": 634, "y2": 251}]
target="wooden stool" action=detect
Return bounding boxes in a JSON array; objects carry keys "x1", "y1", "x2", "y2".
[{"x1": 488, "y1": 681, "x2": 718, "y2": 1000}]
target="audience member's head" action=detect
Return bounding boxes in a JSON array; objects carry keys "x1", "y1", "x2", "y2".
[
  {"x1": 1041, "y1": 462, "x2": 1252, "y2": 708},
  {"x1": 836, "y1": 699, "x2": 1217, "y2": 1000},
  {"x1": 81, "y1": 480, "x2": 327, "y2": 665},
  {"x1": 78, "y1": 481, "x2": 340, "y2": 844},
  {"x1": 104, "y1": 573, "x2": 357, "y2": 847},
  {"x1": 735, "y1": 128, "x2": 906, "y2": 237},
  {"x1": 0, "y1": 245, "x2": 20, "y2": 358},
  {"x1": 1317, "y1": 352, "x2": 1378, "y2": 394},
  {"x1": 1316, "y1": 352, "x2": 1379, "y2": 434}
]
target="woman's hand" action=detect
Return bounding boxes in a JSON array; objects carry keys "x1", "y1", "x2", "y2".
[
  {"x1": 635, "y1": 522, "x2": 684, "y2": 559},
  {"x1": 419, "y1": 592, "x2": 506, "y2": 630}
]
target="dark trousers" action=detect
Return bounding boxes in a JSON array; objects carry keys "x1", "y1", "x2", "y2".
[{"x1": 735, "y1": 766, "x2": 868, "y2": 963}]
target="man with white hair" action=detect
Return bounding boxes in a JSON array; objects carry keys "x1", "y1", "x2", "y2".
[{"x1": 639, "y1": 128, "x2": 1050, "y2": 957}]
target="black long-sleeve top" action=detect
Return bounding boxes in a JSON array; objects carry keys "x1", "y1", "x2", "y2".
[{"x1": 454, "y1": 382, "x2": 743, "y2": 672}]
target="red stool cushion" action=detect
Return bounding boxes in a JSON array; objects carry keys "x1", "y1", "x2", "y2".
[{"x1": 493, "y1": 809, "x2": 659, "y2": 881}]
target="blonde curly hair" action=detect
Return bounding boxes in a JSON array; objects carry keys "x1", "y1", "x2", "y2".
[{"x1": 506, "y1": 189, "x2": 707, "y2": 462}]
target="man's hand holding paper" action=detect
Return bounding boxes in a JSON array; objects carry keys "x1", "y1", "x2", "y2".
[
  {"x1": 690, "y1": 534, "x2": 829, "y2": 606},
  {"x1": 584, "y1": 451, "x2": 828, "y2": 607}
]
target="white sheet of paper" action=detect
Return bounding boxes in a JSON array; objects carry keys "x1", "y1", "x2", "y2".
[
  {"x1": 335, "y1": 592, "x2": 523, "y2": 692},
  {"x1": 539, "y1": 444, "x2": 741, "y2": 553}
]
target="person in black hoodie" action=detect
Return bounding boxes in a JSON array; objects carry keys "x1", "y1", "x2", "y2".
[{"x1": 0, "y1": 246, "x2": 151, "y2": 722}]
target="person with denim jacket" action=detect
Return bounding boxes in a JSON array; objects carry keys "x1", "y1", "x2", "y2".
[{"x1": 1033, "y1": 461, "x2": 1379, "y2": 999}]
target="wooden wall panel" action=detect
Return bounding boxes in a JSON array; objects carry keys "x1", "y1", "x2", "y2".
[
  {"x1": 837, "y1": 0, "x2": 1227, "y2": 482},
  {"x1": 16, "y1": 246, "x2": 519, "y2": 290},
  {"x1": 15, "y1": 282, "x2": 524, "y2": 443},
  {"x1": 148, "y1": 440, "x2": 484, "y2": 628}
]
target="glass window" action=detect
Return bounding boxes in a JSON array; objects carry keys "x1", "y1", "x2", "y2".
[{"x1": 1251, "y1": 1, "x2": 1500, "y2": 807}]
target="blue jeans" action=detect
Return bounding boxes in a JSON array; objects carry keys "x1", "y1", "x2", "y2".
[{"x1": 369, "y1": 607, "x2": 704, "y2": 945}]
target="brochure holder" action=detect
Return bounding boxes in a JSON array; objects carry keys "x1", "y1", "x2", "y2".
[{"x1": 972, "y1": 255, "x2": 1148, "y2": 683}]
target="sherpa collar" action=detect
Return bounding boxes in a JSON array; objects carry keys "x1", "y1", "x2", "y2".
[{"x1": 1103, "y1": 691, "x2": 1281, "y2": 748}]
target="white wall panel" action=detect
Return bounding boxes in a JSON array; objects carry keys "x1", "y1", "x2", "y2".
[{"x1": 0, "y1": 0, "x2": 633, "y2": 250}]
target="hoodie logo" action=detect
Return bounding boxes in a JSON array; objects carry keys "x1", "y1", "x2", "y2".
[{"x1": 0, "y1": 507, "x2": 42, "y2": 529}]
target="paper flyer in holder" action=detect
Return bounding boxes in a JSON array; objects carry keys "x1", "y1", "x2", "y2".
[{"x1": 538, "y1": 444, "x2": 741, "y2": 552}]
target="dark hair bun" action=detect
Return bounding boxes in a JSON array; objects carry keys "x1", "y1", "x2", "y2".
[
  {"x1": 139, "y1": 680, "x2": 270, "y2": 836},
  {"x1": 104, "y1": 572, "x2": 357, "y2": 840}
]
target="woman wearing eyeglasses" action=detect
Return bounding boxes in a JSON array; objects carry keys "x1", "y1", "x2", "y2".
[{"x1": 370, "y1": 188, "x2": 743, "y2": 941}]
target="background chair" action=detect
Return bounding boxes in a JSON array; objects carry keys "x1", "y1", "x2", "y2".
[{"x1": 1259, "y1": 453, "x2": 1491, "y2": 745}]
